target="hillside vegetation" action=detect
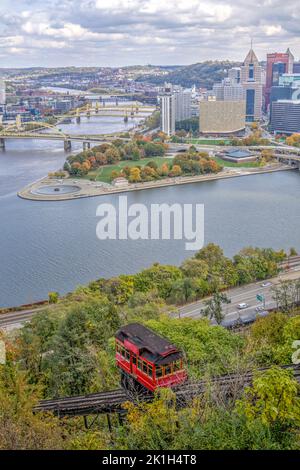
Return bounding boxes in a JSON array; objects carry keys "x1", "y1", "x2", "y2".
[
  {"x1": 1, "y1": 244, "x2": 300, "y2": 450},
  {"x1": 137, "y1": 61, "x2": 241, "y2": 88}
]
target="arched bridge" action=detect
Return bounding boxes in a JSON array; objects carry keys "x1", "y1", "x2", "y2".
[
  {"x1": 57, "y1": 103, "x2": 156, "y2": 122},
  {"x1": 0, "y1": 121, "x2": 129, "y2": 151}
]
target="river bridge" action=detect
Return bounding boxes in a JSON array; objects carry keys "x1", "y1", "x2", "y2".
[
  {"x1": 56, "y1": 102, "x2": 156, "y2": 123},
  {"x1": 0, "y1": 120, "x2": 130, "y2": 151}
]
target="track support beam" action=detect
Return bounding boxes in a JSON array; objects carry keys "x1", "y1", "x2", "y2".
[{"x1": 83, "y1": 141, "x2": 91, "y2": 151}]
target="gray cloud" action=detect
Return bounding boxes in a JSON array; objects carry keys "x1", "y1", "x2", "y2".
[{"x1": 0, "y1": 0, "x2": 299, "y2": 67}]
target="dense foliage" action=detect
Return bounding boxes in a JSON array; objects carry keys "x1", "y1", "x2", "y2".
[
  {"x1": 112, "y1": 149, "x2": 221, "y2": 182},
  {"x1": 64, "y1": 136, "x2": 168, "y2": 177},
  {"x1": 1, "y1": 244, "x2": 299, "y2": 450}
]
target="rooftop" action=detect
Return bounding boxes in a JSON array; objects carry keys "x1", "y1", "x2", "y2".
[
  {"x1": 225, "y1": 149, "x2": 253, "y2": 158},
  {"x1": 116, "y1": 323, "x2": 180, "y2": 364}
]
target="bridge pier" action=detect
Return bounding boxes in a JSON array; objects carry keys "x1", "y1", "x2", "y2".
[
  {"x1": 0, "y1": 138, "x2": 5, "y2": 150},
  {"x1": 64, "y1": 140, "x2": 72, "y2": 152},
  {"x1": 83, "y1": 142, "x2": 91, "y2": 151}
]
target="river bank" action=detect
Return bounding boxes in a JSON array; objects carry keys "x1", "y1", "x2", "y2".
[{"x1": 18, "y1": 163, "x2": 292, "y2": 201}]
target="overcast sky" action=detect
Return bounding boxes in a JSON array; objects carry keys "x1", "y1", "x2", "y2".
[{"x1": 0, "y1": 0, "x2": 299, "y2": 68}]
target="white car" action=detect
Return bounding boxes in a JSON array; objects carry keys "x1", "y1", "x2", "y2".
[
  {"x1": 261, "y1": 282, "x2": 272, "y2": 288},
  {"x1": 237, "y1": 303, "x2": 249, "y2": 309}
]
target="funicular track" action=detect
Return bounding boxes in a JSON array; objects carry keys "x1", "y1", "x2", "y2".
[{"x1": 35, "y1": 364, "x2": 300, "y2": 418}]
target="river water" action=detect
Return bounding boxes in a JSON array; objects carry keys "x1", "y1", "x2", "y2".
[{"x1": 0, "y1": 116, "x2": 299, "y2": 308}]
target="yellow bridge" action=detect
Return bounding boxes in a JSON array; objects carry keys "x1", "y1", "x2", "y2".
[
  {"x1": 57, "y1": 102, "x2": 156, "y2": 122},
  {"x1": 0, "y1": 119, "x2": 130, "y2": 151}
]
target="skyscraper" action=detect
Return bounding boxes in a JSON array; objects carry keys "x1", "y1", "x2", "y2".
[
  {"x1": 269, "y1": 73, "x2": 300, "y2": 124},
  {"x1": 160, "y1": 93, "x2": 175, "y2": 136},
  {"x1": 0, "y1": 78, "x2": 6, "y2": 106},
  {"x1": 265, "y1": 49, "x2": 294, "y2": 111},
  {"x1": 159, "y1": 84, "x2": 192, "y2": 135},
  {"x1": 228, "y1": 67, "x2": 241, "y2": 84},
  {"x1": 270, "y1": 100, "x2": 300, "y2": 134},
  {"x1": 174, "y1": 89, "x2": 192, "y2": 122},
  {"x1": 213, "y1": 77, "x2": 245, "y2": 101},
  {"x1": 241, "y1": 48, "x2": 263, "y2": 122}
]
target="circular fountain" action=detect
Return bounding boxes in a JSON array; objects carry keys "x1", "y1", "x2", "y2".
[{"x1": 31, "y1": 185, "x2": 81, "y2": 196}]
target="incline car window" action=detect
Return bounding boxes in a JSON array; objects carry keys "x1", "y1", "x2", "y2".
[
  {"x1": 156, "y1": 360, "x2": 183, "y2": 378},
  {"x1": 116, "y1": 343, "x2": 130, "y2": 361},
  {"x1": 137, "y1": 358, "x2": 153, "y2": 377}
]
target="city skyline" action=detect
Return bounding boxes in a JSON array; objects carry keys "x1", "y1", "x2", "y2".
[{"x1": 0, "y1": 0, "x2": 300, "y2": 67}]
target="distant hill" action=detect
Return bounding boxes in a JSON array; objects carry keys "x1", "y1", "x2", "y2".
[{"x1": 137, "y1": 61, "x2": 242, "y2": 89}]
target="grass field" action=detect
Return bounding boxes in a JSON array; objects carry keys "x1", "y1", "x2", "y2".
[
  {"x1": 212, "y1": 156, "x2": 261, "y2": 168},
  {"x1": 83, "y1": 157, "x2": 174, "y2": 183}
]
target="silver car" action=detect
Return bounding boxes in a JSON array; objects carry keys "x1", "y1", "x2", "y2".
[
  {"x1": 261, "y1": 282, "x2": 272, "y2": 287},
  {"x1": 237, "y1": 303, "x2": 249, "y2": 309}
]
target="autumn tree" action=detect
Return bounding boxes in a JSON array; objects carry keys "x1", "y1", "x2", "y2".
[
  {"x1": 128, "y1": 167, "x2": 141, "y2": 183},
  {"x1": 0, "y1": 363, "x2": 66, "y2": 449},
  {"x1": 169, "y1": 165, "x2": 182, "y2": 177},
  {"x1": 105, "y1": 146, "x2": 121, "y2": 164}
]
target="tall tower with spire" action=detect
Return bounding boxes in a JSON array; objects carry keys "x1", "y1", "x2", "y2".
[{"x1": 241, "y1": 47, "x2": 263, "y2": 121}]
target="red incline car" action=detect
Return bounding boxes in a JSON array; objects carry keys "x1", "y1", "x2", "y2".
[{"x1": 115, "y1": 323, "x2": 188, "y2": 393}]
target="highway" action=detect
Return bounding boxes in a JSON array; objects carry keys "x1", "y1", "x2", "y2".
[
  {"x1": 0, "y1": 307, "x2": 46, "y2": 331},
  {"x1": 177, "y1": 265, "x2": 300, "y2": 325},
  {"x1": 1, "y1": 258, "x2": 300, "y2": 331},
  {"x1": 167, "y1": 142, "x2": 300, "y2": 155}
]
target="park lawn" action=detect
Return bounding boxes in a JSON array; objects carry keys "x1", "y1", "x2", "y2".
[
  {"x1": 187, "y1": 138, "x2": 232, "y2": 145},
  {"x1": 84, "y1": 156, "x2": 174, "y2": 183},
  {"x1": 212, "y1": 156, "x2": 261, "y2": 168}
]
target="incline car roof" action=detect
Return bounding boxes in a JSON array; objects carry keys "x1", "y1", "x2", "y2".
[{"x1": 116, "y1": 323, "x2": 180, "y2": 359}]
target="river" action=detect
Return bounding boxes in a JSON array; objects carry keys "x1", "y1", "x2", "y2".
[{"x1": 0, "y1": 116, "x2": 299, "y2": 308}]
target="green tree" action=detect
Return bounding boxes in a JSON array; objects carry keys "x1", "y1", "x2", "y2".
[
  {"x1": 46, "y1": 300, "x2": 120, "y2": 396},
  {"x1": 0, "y1": 363, "x2": 66, "y2": 449},
  {"x1": 146, "y1": 317, "x2": 243, "y2": 378},
  {"x1": 236, "y1": 367, "x2": 300, "y2": 428},
  {"x1": 48, "y1": 292, "x2": 59, "y2": 304},
  {"x1": 289, "y1": 247, "x2": 298, "y2": 256},
  {"x1": 201, "y1": 292, "x2": 231, "y2": 325},
  {"x1": 180, "y1": 258, "x2": 209, "y2": 279},
  {"x1": 134, "y1": 264, "x2": 182, "y2": 299},
  {"x1": 143, "y1": 142, "x2": 165, "y2": 157},
  {"x1": 168, "y1": 278, "x2": 197, "y2": 304},
  {"x1": 271, "y1": 280, "x2": 300, "y2": 312}
]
